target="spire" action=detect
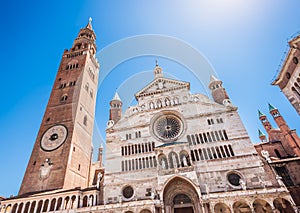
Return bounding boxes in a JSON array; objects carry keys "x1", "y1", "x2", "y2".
[
  {"x1": 268, "y1": 103, "x2": 277, "y2": 112},
  {"x1": 258, "y1": 129, "x2": 267, "y2": 142},
  {"x1": 86, "y1": 17, "x2": 93, "y2": 30},
  {"x1": 258, "y1": 129, "x2": 265, "y2": 137},
  {"x1": 112, "y1": 92, "x2": 121, "y2": 101},
  {"x1": 154, "y1": 61, "x2": 163, "y2": 78},
  {"x1": 258, "y1": 110, "x2": 265, "y2": 118},
  {"x1": 209, "y1": 75, "x2": 220, "y2": 83}
]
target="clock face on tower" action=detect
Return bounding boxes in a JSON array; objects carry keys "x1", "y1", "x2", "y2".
[{"x1": 40, "y1": 124, "x2": 68, "y2": 151}]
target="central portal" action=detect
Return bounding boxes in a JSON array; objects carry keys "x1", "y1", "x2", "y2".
[{"x1": 163, "y1": 177, "x2": 201, "y2": 213}]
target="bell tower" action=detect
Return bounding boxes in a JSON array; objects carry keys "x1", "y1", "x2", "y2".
[
  {"x1": 268, "y1": 103, "x2": 300, "y2": 156},
  {"x1": 19, "y1": 18, "x2": 100, "y2": 195},
  {"x1": 258, "y1": 110, "x2": 273, "y2": 135},
  {"x1": 208, "y1": 75, "x2": 232, "y2": 106},
  {"x1": 109, "y1": 92, "x2": 122, "y2": 123}
]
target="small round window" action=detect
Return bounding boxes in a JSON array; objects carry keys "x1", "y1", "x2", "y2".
[
  {"x1": 293, "y1": 57, "x2": 298, "y2": 64},
  {"x1": 227, "y1": 173, "x2": 241, "y2": 186},
  {"x1": 122, "y1": 186, "x2": 134, "y2": 199},
  {"x1": 286, "y1": 72, "x2": 291, "y2": 79}
]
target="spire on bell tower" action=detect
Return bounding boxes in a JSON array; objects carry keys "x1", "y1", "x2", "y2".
[
  {"x1": 86, "y1": 17, "x2": 93, "y2": 30},
  {"x1": 258, "y1": 129, "x2": 267, "y2": 142},
  {"x1": 71, "y1": 17, "x2": 97, "y2": 56}
]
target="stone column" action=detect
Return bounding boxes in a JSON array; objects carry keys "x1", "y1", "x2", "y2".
[
  {"x1": 8, "y1": 204, "x2": 12, "y2": 213},
  {"x1": 210, "y1": 202, "x2": 215, "y2": 213},
  {"x1": 40, "y1": 200, "x2": 45, "y2": 213},
  {"x1": 165, "y1": 205, "x2": 171, "y2": 213},
  {"x1": 54, "y1": 199, "x2": 59, "y2": 211},
  {"x1": 93, "y1": 194, "x2": 97, "y2": 206},
  {"x1": 46, "y1": 201, "x2": 50, "y2": 212}
]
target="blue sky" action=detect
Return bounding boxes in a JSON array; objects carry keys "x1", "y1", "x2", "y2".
[{"x1": 1, "y1": 0, "x2": 300, "y2": 197}]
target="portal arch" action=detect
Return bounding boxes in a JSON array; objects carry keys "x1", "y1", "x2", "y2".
[{"x1": 163, "y1": 176, "x2": 201, "y2": 213}]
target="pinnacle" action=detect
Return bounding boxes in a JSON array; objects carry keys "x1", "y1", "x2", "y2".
[
  {"x1": 258, "y1": 110, "x2": 265, "y2": 118},
  {"x1": 258, "y1": 129, "x2": 265, "y2": 137},
  {"x1": 209, "y1": 75, "x2": 219, "y2": 82},
  {"x1": 86, "y1": 17, "x2": 93, "y2": 30},
  {"x1": 112, "y1": 92, "x2": 121, "y2": 101},
  {"x1": 268, "y1": 103, "x2": 277, "y2": 111}
]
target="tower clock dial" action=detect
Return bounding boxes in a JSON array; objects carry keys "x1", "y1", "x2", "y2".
[{"x1": 41, "y1": 124, "x2": 68, "y2": 151}]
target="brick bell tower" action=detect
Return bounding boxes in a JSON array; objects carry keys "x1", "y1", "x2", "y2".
[
  {"x1": 208, "y1": 75, "x2": 233, "y2": 106},
  {"x1": 19, "y1": 18, "x2": 99, "y2": 195},
  {"x1": 268, "y1": 103, "x2": 300, "y2": 156},
  {"x1": 109, "y1": 92, "x2": 122, "y2": 123}
]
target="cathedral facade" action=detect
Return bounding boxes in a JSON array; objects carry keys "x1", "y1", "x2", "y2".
[{"x1": 0, "y1": 20, "x2": 298, "y2": 213}]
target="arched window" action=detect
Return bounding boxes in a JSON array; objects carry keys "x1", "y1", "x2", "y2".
[
  {"x1": 198, "y1": 149, "x2": 204, "y2": 160},
  {"x1": 223, "y1": 130, "x2": 228, "y2": 140},
  {"x1": 42, "y1": 200, "x2": 49, "y2": 212},
  {"x1": 121, "y1": 161, "x2": 124, "y2": 171},
  {"x1": 224, "y1": 145, "x2": 231, "y2": 157},
  {"x1": 56, "y1": 198, "x2": 62, "y2": 210},
  {"x1": 128, "y1": 160, "x2": 131, "y2": 171},
  {"x1": 207, "y1": 119, "x2": 211, "y2": 125},
  {"x1": 190, "y1": 150, "x2": 195, "y2": 161},
  {"x1": 211, "y1": 131, "x2": 216, "y2": 141},
  {"x1": 199, "y1": 133, "x2": 204, "y2": 143},
  {"x1": 85, "y1": 82, "x2": 89, "y2": 91},
  {"x1": 228, "y1": 145, "x2": 235, "y2": 156},
  {"x1": 83, "y1": 115, "x2": 87, "y2": 126},
  {"x1": 50, "y1": 199, "x2": 56, "y2": 211},
  {"x1": 215, "y1": 146, "x2": 222, "y2": 158},
  {"x1": 132, "y1": 159, "x2": 135, "y2": 170},
  {"x1": 90, "y1": 89, "x2": 93, "y2": 98},
  {"x1": 61, "y1": 94, "x2": 68, "y2": 101}
]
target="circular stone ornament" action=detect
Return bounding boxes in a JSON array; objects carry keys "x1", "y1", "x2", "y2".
[{"x1": 152, "y1": 113, "x2": 183, "y2": 142}]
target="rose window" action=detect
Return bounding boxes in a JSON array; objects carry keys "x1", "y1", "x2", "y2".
[{"x1": 153, "y1": 114, "x2": 183, "y2": 141}]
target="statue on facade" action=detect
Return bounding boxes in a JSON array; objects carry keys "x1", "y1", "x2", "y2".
[
  {"x1": 172, "y1": 153, "x2": 178, "y2": 168},
  {"x1": 239, "y1": 179, "x2": 247, "y2": 190},
  {"x1": 96, "y1": 172, "x2": 102, "y2": 189},
  {"x1": 204, "y1": 184, "x2": 210, "y2": 195},
  {"x1": 261, "y1": 150, "x2": 272, "y2": 163},
  {"x1": 88, "y1": 196, "x2": 93, "y2": 207},
  {"x1": 276, "y1": 175, "x2": 285, "y2": 187},
  {"x1": 161, "y1": 159, "x2": 166, "y2": 170}
]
